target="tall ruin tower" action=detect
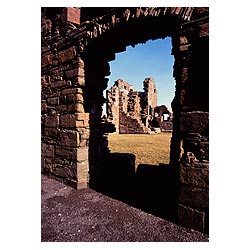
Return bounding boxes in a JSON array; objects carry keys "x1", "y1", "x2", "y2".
[{"x1": 141, "y1": 77, "x2": 158, "y2": 127}]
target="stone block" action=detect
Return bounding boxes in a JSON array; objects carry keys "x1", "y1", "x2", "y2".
[
  {"x1": 77, "y1": 76, "x2": 85, "y2": 85},
  {"x1": 58, "y1": 47, "x2": 76, "y2": 63},
  {"x1": 67, "y1": 93, "x2": 83, "y2": 103},
  {"x1": 180, "y1": 44, "x2": 190, "y2": 51},
  {"x1": 45, "y1": 114, "x2": 59, "y2": 127},
  {"x1": 59, "y1": 130, "x2": 80, "y2": 147},
  {"x1": 179, "y1": 187, "x2": 208, "y2": 208},
  {"x1": 43, "y1": 127, "x2": 59, "y2": 138},
  {"x1": 65, "y1": 68, "x2": 78, "y2": 79},
  {"x1": 77, "y1": 147, "x2": 88, "y2": 162},
  {"x1": 78, "y1": 129, "x2": 90, "y2": 139},
  {"x1": 45, "y1": 158, "x2": 53, "y2": 164},
  {"x1": 41, "y1": 143, "x2": 54, "y2": 157},
  {"x1": 55, "y1": 145, "x2": 77, "y2": 160},
  {"x1": 73, "y1": 161, "x2": 89, "y2": 182},
  {"x1": 180, "y1": 36, "x2": 188, "y2": 45},
  {"x1": 180, "y1": 111, "x2": 209, "y2": 135},
  {"x1": 76, "y1": 113, "x2": 89, "y2": 122},
  {"x1": 47, "y1": 97, "x2": 59, "y2": 106},
  {"x1": 67, "y1": 103, "x2": 84, "y2": 113},
  {"x1": 53, "y1": 162, "x2": 77, "y2": 180},
  {"x1": 78, "y1": 67, "x2": 84, "y2": 76},
  {"x1": 41, "y1": 101, "x2": 47, "y2": 112},
  {"x1": 62, "y1": 87, "x2": 83, "y2": 95},
  {"x1": 41, "y1": 54, "x2": 52, "y2": 68},
  {"x1": 180, "y1": 164, "x2": 209, "y2": 188},
  {"x1": 76, "y1": 121, "x2": 84, "y2": 127},
  {"x1": 61, "y1": 7, "x2": 80, "y2": 25},
  {"x1": 178, "y1": 204, "x2": 205, "y2": 233},
  {"x1": 51, "y1": 80, "x2": 67, "y2": 89},
  {"x1": 51, "y1": 91, "x2": 61, "y2": 97},
  {"x1": 181, "y1": 68, "x2": 188, "y2": 82},
  {"x1": 60, "y1": 114, "x2": 86, "y2": 128},
  {"x1": 60, "y1": 114, "x2": 76, "y2": 128},
  {"x1": 79, "y1": 139, "x2": 88, "y2": 147},
  {"x1": 56, "y1": 105, "x2": 67, "y2": 113}
]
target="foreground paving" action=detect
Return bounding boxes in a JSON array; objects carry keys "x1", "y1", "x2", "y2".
[{"x1": 41, "y1": 175, "x2": 208, "y2": 242}]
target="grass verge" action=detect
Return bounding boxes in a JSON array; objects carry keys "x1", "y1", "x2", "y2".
[{"x1": 107, "y1": 132, "x2": 172, "y2": 169}]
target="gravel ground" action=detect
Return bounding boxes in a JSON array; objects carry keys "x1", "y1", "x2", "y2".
[{"x1": 41, "y1": 175, "x2": 208, "y2": 242}]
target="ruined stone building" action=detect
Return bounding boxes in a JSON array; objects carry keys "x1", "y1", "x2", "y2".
[{"x1": 106, "y1": 77, "x2": 173, "y2": 133}]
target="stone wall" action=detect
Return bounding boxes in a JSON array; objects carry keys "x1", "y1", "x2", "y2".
[
  {"x1": 41, "y1": 47, "x2": 90, "y2": 188},
  {"x1": 170, "y1": 14, "x2": 209, "y2": 233}
]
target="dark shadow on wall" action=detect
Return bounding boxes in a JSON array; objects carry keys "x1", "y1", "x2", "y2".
[
  {"x1": 91, "y1": 153, "x2": 179, "y2": 224},
  {"x1": 90, "y1": 153, "x2": 136, "y2": 204},
  {"x1": 134, "y1": 163, "x2": 179, "y2": 222}
]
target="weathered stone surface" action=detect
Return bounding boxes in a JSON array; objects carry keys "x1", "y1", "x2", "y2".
[
  {"x1": 45, "y1": 115, "x2": 59, "y2": 127},
  {"x1": 67, "y1": 103, "x2": 84, "y2": 113},
  {"x1": 41, "y1": 54, "x2": 52, "y2": 68},
  {"x1": 58, "y1": 47, "x2": 76, "y2": 63},
  {"x1": 77, "y1": 147, "x2": 88, "y2": 162},
  {"x1": 76, "y1": 113, "x2": 89, "y2": 122},
  {"x1": 51, "y1": 80, "x2": 67, "y2": 89},
  {"x1": 43, "y1": 127, "x2": 59, "y2": 138},
  {"x1": 56, "y1": 104, "x2": 67, "y2": 113},
  {"x1": 55, "y1": 145, "x2": 77, "y2": 160},
  {"x1": 41, "y1": 101, "x2": 47, "y2": 112},
  {"x1": 67, "y1": 93, "x2": 83, "y2": 103},
  {"x1": 75, "y1": 161, "x2": 89, "y2": 181},
  {"x1": 180, "y1": 164, "x2": 209, "y2": 188},
  {"x1": 181, "y1": 68, "x2": 188, "y2": 82},
  {"x1": 65, "y1": 68, "x2": 84, "y2": 79},
  {"x1": 51, "y1": 161, "x2": 77, "y2": 180},
  {"x1": 179, "y1": 187, "x2": 208, "y2": 208},
  {"x1": 41, "y1": 143, "x2": 54, "y2": 157},
  {"x1": 61, "y1": 7, "x2": 81, "y2": 25},
  {"x1": 59, "y1": 130, "x2": 80, "y2": 147},
  {"x1": 182, "y1": 133, "x2": 209, "y2": 161},
  {"x1": 178, "y1": 204, "x2": 205, "y2": 233},
  {"x1": 76, "y1": 76, "x2": 85, "y2": 85},
  {"x1": 47, "y1": 97, "x2": 59, "y2": 106},
  {"x1": 62, "y1": 87, "x2": 83, "y2": 95},
  {"x1": 180, "y1": 111, "x2": 209, "y2": 135},
  {"x1": 60, "y1": 114, "x2": 76, "y2": 128}
]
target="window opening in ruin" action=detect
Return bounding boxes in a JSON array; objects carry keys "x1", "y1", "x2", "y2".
[
  {"x1": 163, "y1": 113, "x2": 170, "y2": 121},
  {"x1": 103, "y1": 37, "x2": 175, "y2": 170}
]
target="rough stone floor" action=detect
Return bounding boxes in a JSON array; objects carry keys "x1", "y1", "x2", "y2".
[{"x1": 41, "y1": 175, "x2": 209, "y2": 242}]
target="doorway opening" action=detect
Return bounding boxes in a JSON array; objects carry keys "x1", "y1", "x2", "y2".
[
  {"x1": 103, "y1": 37, "x2": 175, "y2": 169},
  {"x1": 97, "y1": 37, "x2": 178, "y2": 221}
]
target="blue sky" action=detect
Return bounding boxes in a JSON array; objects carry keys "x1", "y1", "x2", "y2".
[{"x1": 106, "y1": 37, "x2": 175, "y2": 112}]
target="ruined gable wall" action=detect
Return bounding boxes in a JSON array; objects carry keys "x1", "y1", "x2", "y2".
[{"x1": 106, "y1": 79, "x2": 135, "y2": 133}]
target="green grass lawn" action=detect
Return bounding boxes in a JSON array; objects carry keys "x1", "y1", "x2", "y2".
[{"x1": 107, "y1": 132, "x2": 172, "y2": 169}]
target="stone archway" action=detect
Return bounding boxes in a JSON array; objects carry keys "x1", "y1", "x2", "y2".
[{"x1": 41, "y1": 7, "x2": 209, "y2": 233}]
